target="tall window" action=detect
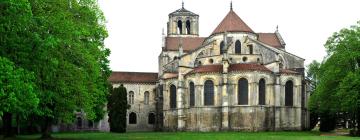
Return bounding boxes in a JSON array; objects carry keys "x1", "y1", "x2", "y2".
[
  {"x1": 144, "y1": 91, "x2": 149, "y2": 105},
  {"x1": 259, "y1": 79, "x2": 266, "y2": 105},
  {"x1": 170, "y1": 85, "x2": 177, "y2": 108},
  {"x1": 285, "y1": 81, "x2": 294, "y2": 106},
  {"x1": 204, "y1": 80, "x2": 214, "y2": 106},
  {"x1": 177, "y1": 20, "x2": 183, "y2": 34},
  {"x1": 238, "y1": 78, "x2": 248, "y2": 105},
  {"x1": 77, "y1": 117, "x2": 82, "y2": 128},
  {"x1": 235, "y1": 40, "x2": 241, "y2": 54},
  {"x1": 220, "y1": 41, "x2": 225, "y2": 54},
  {"x1": 249, "y1": 45, "x2": 253, "y2": 54},
  {"x1": 189, "y1": 82, "x2": 195, "y2": 107},
  {"x1": 148, "y1": 113, "x2": 155, "y2": 124},
  {"x1": 129, "y1": 91, "x2": 134, "y2": 104},
  {"x1": 129, "y1": 112, "x2": 137, "y2": 124},
  {"x1": 186, "y1": 20, "x2": 191, "y2": 34}
]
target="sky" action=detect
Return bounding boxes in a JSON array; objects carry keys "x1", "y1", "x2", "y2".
[{"x1": 98, "y1": 0, "x2": 360, "y2": 72}]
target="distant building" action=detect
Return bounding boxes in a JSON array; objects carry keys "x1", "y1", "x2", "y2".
[{"x1": 107, "y1": 2, "x2": 310, "y2": 132}]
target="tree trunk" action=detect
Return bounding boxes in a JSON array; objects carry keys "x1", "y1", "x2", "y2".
[
  {"x1": 16, "y1": 115, "x2": 20, "y2": 135},
  {"x1": 41, "y1": 117, "x2": 53, "y2": 139},
  {"x1": 3, "y1": 112, "x2": 14, "y2": 137}
]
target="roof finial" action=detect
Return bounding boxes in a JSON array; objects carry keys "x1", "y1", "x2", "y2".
[
  {"x1": 276, "y1": 25, "x2": 279, "y2": 32},
  {"x1": 182, "y1": 1, "x2": 184, "y2": 9},
  {"x1": 230, "y1": 1, "x2": 233, "y2": 11}
]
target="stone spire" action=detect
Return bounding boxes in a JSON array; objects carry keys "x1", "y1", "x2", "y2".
[
  {"x1": 182, "y1": 1, "x2": 184, "y2": 9},
  {"x1": 230, "y1": 1, "x2": 233, "y2": 11}
]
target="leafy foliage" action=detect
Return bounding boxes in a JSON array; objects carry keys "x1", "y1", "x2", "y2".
[
  {"x1": 108, "y1": 85, "x2": 129, "y2": 133},
  {"x1": 0, "y1": 0, "x2": 110, "y2": 137},
  {"x1": 309, "y1": 21, "x2": 360, "y2": 133}
]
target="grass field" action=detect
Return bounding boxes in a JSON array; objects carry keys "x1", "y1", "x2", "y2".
[{"x1": 1, "y1": 131, "x2": 359, "y2": 140}]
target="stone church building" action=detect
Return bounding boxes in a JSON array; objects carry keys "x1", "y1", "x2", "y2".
[{"x1": 108, "y1": 3, "x2": 310, "y2": 132}]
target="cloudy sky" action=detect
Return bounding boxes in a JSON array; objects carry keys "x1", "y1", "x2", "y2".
[{"x1": 98, "y1": 0, "x2": 360, "y2": 72}]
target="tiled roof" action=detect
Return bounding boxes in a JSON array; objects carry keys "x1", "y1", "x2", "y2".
[
  {"x1": 190, "y1": 64, "x2": 223, "y2": 74},
  {"x1": 229, "y1": 63, "x2": 271, "y2": 72},
  {"x1": 169, "y1": 7, "x2": 198, "y2": 16},
  {"x1": 212, "y1": 10, "x2": 254, "y2": 35},
  {"x1": 164, "y1": 37, "x2": 206, "y2": 52},
  {"x1": 280, "y1": 69, "x2": 299, "y2": 74},
  {"x1": 188, "y1": 63, "x2": 271, "y2": 74},
  {"x1": 108, "y1": 72, "x2": 158, "y2": 84},
  {"x1": 258, "y1": 33, "x2": 284, "y2": 48}
]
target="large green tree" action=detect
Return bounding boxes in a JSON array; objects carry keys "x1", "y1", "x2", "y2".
[
  {"x1": 1, "y1": 0, "x2": 110, "y2": 138},
  {"x1": 309, "y1": 21, "x2": 360, "y2": 133}
]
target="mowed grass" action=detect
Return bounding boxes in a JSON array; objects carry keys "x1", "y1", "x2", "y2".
[{"x1": 2, "y1": 131, "x2": 359, "y2": 140}]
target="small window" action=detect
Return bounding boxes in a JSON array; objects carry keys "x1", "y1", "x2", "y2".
[
  {"x1": 186, "y1": 20, "x2": 191, "y2": 34},
  {"x1": 144, "y1": 91, "x2": 149, "y2": 105},
  {"x1": 235, "y1": 40, "x2": 241, "y2": 54},
  {"x1": 170, "y1": 85, "x2": 177, "y2": 108},
  {"x1": 177, "y1": 20, "x2": 183, "y2": 34},
  {"x1": 129, "y1": 112, "x2": 137, "y2": 124},
  {"x1": 204, "y1": 80, "x2": 214, "y2": 106},
  {"x1": 259, "y1": 79, "x2": 266, "y2": 105},
  {"x1": 249, "y1": 45, "x2": 253, "y2": 54},
  {"x1": 88, "y1": 120, "x2": 94, "y2": 128},
  {"x1": 148, "y1": 113, "x2": 155, "y2": 124},
  {"x1": 189, "y1": 82, "x2": 195, "y2": 107},
  {"x1": 238, "y1": 78, "x2": 248, "y2": 105},
  {"x1": 220, "y1": 41, "x2": 225, "y2": 54},
  {"x1": 242, "y1": 57, "x2": 247, "y2": 62},
  {"x1": 129, "y1": 91, "x2": 134, "y2": 104},
  {"x1": 285, "y1": 81, "x2": 294, "y2": 106},
  {"x1": 209, "y1": 59, "x2": 214, "y2": 64}
]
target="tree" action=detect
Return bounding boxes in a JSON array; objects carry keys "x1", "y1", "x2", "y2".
[
  {"x1": 306, "y1": 60, "x2": 321, "y2": 130},
  {"x1": 1, "y1": 0, "x2": 110, "y2": 138},
  {"x1": 108, "y1": 85, "x2": 129, "y2": 133},
  {"x1": 309, "y1": 21, "x2": 360, "y2": 134},
  {"x1": 0, "y1": 57, "x2": 39, "y2": 137}
]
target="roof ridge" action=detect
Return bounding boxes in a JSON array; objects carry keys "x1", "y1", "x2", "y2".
[{"x1": 211, "y1": 10, "x2": 254, "y2": 35}]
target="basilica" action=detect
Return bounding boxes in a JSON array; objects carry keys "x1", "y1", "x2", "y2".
[{"x1": 108, "y1": 3, "x2": 310, "y2": 131}]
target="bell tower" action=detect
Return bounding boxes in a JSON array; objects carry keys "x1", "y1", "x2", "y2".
[{"x1": 167, "y1": 2, "x2": 199, "y2": 37}]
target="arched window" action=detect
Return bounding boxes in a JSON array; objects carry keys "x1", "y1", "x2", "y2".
[
  {"x1": 204, "y1": 80, "x2": 214, "y2": 106},
  {"x1": 170, "y1": 85, "x2": 177, "y2": 108},
  {"x1": 259, "y1": 79, "x2": 266, "y2": 105},
  {"x1": 235, "y1": 40, "x2": 241, "y2": 54},
  {"x1": 177, "y1": 20, "x2": 183, "y2": 34},
  {"x1": 238, "y1": 78, "x2": 248, "y2": 105},
  {"x1": 144, "y1": 91, "x2": 149, "y2": 105},
  {"x1": 189, "y1": 82, "x2": 195, "y2": 107},
  {"x1": 77, "y1": 117, "x2": 82, "y2": 128},
  {"x1": 186, "y1": 20, "x2": 191, "y2": 34},
  {"x1": 129, "y1": 112, "x2": 137, "y2": 124},
  {"x1": 220, "y1": 41, "x2": 225, "y2": 54},
  {"x1": 129, "y1": 91, "x2": 134, "y2": 104},
  {"x1": 249, "y1": 45, "x2": 253, "y2": 54},
  {"x1": 285, "y1": 80, "x2": 294, "y2": 106},
  {"x1": 148, "y1": 113, "x2": 155, "y2": 124}
]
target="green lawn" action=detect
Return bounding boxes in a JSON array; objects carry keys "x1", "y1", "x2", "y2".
[{"x1": 2, "y1": 131, "x2": 359, "y2": 140}]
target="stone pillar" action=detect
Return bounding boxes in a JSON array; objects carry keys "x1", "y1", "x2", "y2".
[
  {"x1": 221, "y1": 54, "x2": 230, "y2": 130},
  {"x1": 177, "y1": 72, "x2": 185, "y2": 130},
  {"x1": 274, "y1": 74, "x2": 281, "y2": 130}
]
